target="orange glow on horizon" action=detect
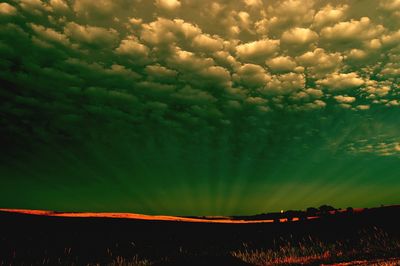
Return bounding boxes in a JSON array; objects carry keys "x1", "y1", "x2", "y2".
[
  {"x1": 0, "y1": 208, "x2": 277, "y2": 224},
  {"x1": 0, "y1": 206, "x2": 383, "y2": 224}
]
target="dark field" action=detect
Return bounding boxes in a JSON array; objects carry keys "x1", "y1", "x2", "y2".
[{"x1": 1, "y1": 206, "x2": 400, "y2": 265}]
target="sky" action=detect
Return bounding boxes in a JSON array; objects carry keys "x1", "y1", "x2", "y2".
[{"x1": 0, "y1": 0, "x2": 399, "y2": 216}]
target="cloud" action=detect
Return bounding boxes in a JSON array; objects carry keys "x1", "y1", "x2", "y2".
[
  {"x1": 379, "y1": 62, "x2": 400, "y2": 79},
  {"x1": 140, "y1": 18, "x2": 201, "y2": 50},
  {"x1": 262, "y1": 73, "x2": 305, "y2": 95},
  {"x1": 243, "y1": 0, "x2": 263, "y2": 8},
  {"x1": 145, "y1": 64, "x2": 178, "y2": 83},
  {"x1": 346, "y1": 138, "x2": 400, "y2": 157},
  {"x1": 1, "y1": 0, "x2": 400, "y2": 150},
  {"x1": 166, "y1": 48, "x2": 214, "y2": 72},
  {"x1": 296, "y1": 48, "x2": 342, "y2": 78},
  {"x1": 64, "y1": 22, "x2": 119, "y2": 48},
  {"x1": 236, "y1": 39, "x2": 280, "y2": 63},
  {"x1": 49, "y1": 0, "x2": 70, "y2": 13},
  {"x1": 233, "y1": 64, "x2": 271, "y2": 88},
  {"x1": 192, "y1": 34, "x2": 223, "y2": 52},
  {"x1": 266, "y1": 56, "x2": 297, "y2": 73},
  {"x1": 334, "y1": 95, "x2": 356, "y2": 103},
  {"x1": 356, "y1": 104, "x2": 370, "y2": 110},
  {"x1": 30, "y1": 23, "x2": 71, "y2": 46},
  {"x1": 320, "y1": 17, "x2": 386, "y2": 49},
  {"x1": 115, "y1": 39, "x2": 149, "y2": 58},
  {"x1": 312, "y1": 4, "x2": 348, "y2": 29},
  {"x1": 317, "y1": 73, "x2": 365, "y2": 92},
  {"x1": 172, "y1": 85, "x2": 216, "y2": 105},
  {"x1": 19, "y1": 0, "x2": 50, "y2": 15},
  {"x1": 0, "y1": 3, "x2": 17, "y2": 16},
  {"x1": 72, "y1": 0, "x2": 118, "y2": 19},
  {"x1": 379, "y1": 0, "x2": 400, "y2": 11},
  {"x1": 267, "y1": 0, "x2": 315, "y2": 35},
  {"x1": 281, "y1": 27, "x2": 318, "y2": 48},
  {"x1": 155, "y1": 0, "x2": 181, "y2": 11}
]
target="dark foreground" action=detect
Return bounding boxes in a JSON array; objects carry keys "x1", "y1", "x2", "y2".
[{"x1": 1, "y1": 206, "x2": 400, "y2": 265}]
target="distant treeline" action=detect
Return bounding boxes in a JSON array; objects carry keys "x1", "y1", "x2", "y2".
[{"x1": 232, "y1": 205, "x2": 355, "y2": 221}]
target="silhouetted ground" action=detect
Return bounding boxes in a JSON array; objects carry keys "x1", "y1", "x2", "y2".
[{"x1": 0, "y1": 206, "x2": 399, "y2": 265}]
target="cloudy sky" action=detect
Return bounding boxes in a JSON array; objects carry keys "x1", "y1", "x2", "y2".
[{"x1": 0, "y1": 0, "x2": 399, "y2": 215}]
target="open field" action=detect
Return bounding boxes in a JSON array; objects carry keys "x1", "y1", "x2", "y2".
[{"x1": 0, "y1": 206, "x2": 399, "y2": 265}]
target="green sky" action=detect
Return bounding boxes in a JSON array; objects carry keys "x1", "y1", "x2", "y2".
[{"x1": 0, "y1": 0, "x2": 399, "y2": 215}]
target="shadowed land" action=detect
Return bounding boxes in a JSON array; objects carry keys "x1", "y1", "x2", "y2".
[{"x1": 0, "y1": 205, "x2": 399, "y2": 265}]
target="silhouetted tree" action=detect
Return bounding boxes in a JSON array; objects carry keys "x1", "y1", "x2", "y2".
[
  {"x1": 319, "y1": 205, "x2": 335, "y2": 215},
  {"x1": 298, "y1": 211, "x2": 307, "y2": 221},
  {"x1": 285, "y1": 210, "x2": 296, "y2": 221},
  {"x1": 306, "y1": 207, "x2": 318, "y2": 216}
]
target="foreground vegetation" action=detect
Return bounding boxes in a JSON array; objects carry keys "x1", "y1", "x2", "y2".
[
  {"x1": 232, "y1": 227, "x2": 400, "y2": 265},
  {"x1": 4, "y1": 228, "x2": 399, "y2": 265},
  {"x1": 1, "y1": 206, "x2": 399, "y2": 265}
]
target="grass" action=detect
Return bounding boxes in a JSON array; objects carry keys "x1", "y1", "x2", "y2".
[
  {"x1": 231, "y1": 227, "x2": 400, "y2": 265},
  {"x1": 2, "y1": 228, "x2": 399, "y2": 265},
  {"x1": 89, "y1": 255, "x2": 152, "y2": 266}
]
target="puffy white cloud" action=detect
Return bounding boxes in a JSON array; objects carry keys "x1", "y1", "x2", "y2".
[
  {"x1": 73, "y1": 0, "x2": 116, "y2": 18},
  {"x1": 386, "y1": 100, "x2": 400, "y2": 107},
  {"x1": 266, "y1": 56, "x2": 297, "y2": 73},
  {"x1": 320, "y1": 17, "x2": 386, "y2": 48},
  {"x1": 237, "y1": 11, "x2": 251, "y2": 30},
  {"x1": 18, "y1": 0, "x2": 51, "y2": 15},
  {"x1": 145, "y1": 64, "x2": 177, "y2": 83},
  {"x1": 198, "y1": 66, "x2": 232, "y2": 88},
  {"x1": 334, "y1": 95, "x2": 356, "y2": 103},
  {"x1": 312, "y1": 4, "x2": 348, "y2": 29},
  {"x1": 363, "y1": 83, "x2": 391, "y2": 99},
  {"x1": 254, "y1": 18, "x2": 269, "y2": 36},
  {"x1": 30, "y1": 23, "x2": 70, "y2": 46},
  {"x1": 155, "y1": 0, "x2": 181, "y2": 11},
  {"x1": 116, "y1": 39, "x2": 149, "y2": 57},
  {"x1": 305, "y1": 88, "x2": 323, "y2": 98},
  {"x1": 218, "y1": 10, "x2": 254, "y2": 37},
  {"x1": 379, "y1": 0, "x2": 400, "y2": 11},
  {"x1": 379, "y1": 62, "x2": 400, "y2": 78},
  {"x1": 347, "y1": 139, "x2": 400, "y2": 157},
  {"x1": 106, "y1": 64, "x2": 141, "y2": 80},
  {"x1": 262, "y1": 73, "x2": 305, "y2": 95},
  {"x1": 356, "y1": 104, "x2": 370, "y2": 110},
  {"x1": 64, "y1": 22, "x2": 119, "y2": 47},
  {"x1": 346, "y1": 49, "x2": 368, "y2": 61},
  {"x1": 303, "y1": 99, "x2": 326, "y2": 110},
  {"x1": 281, "y1": 27, "x2": 318, "y2": 47},
  {"x1": 0, "y1": 3, "x2": 17, "y2": 15},
  {"x1": 166, "y1": 48, "x2": 214, "y2": 72},
  {"x1": 296, "y1": 48, "x2": 342, "y2": 77},
  {"x1": 236, "y1": 39, "x2": 280, "y2": 63},
  {"x1": 49, "y1": 0, "x2": 69, "y2": 13},
  {"x1": 233, "y1": 64, "x2": 271, "y2": 88},
  {"x1": 317, "y1": 73, "x2": 364, "y2": 92},
  {"x1": 381, "y1": 30, "x2": 400, "y2": 48},
  {"x1": 129, "y1": 17, "x2": 143, "y2": 26},
  {"x1": 208, "y1": 2, "x2": 224, "y2": 17},
  {"x1": 243, "y1": 0, "x2": 263, "y2": 8},
  {"x1": 192, "y1": 34, "x2": 223, "y2": 52},
  {"x1": 140, "y1": 18, "x2": 201, "y2": 48},
  {"x1": 267, "y1": 0, "x2": 316, "y2": 34},
  {"x1": 245, "y1": 96, "x2": 268, "y2": 105},
  {"x1": 213, "y1": 51, "x2": 239, "y2": 69}
]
